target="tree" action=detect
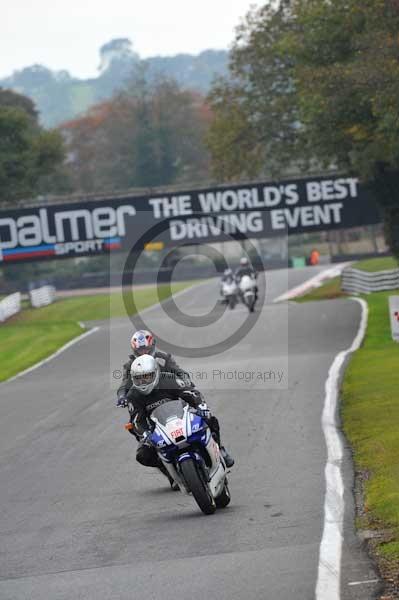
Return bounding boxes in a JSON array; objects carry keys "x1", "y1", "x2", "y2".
[
  {"x1": 207, "y1": 1, "x2": 298, "y2": 180},
  {"x1": 287, "y1": 0, "x2": 399, "y2": 172},
  {"x1": 0, "y1": 89, "x2": 66, "y2": 205},
  {"x1": 289, "y1": 0, "x2": 399, "y2": 257},
  {"x1": 0, "y1": 88, "x2": 38, "y2": 120},
  {"x1": 62, "y1": 73, "x2": 212, "y2": 193},
  {"x1": 207, "y1": 0, "x2": 399, "y2": 258}
]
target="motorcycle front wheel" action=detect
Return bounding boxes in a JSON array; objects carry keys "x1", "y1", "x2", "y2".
[
  {"x1": 180, "y1": 459, "x2": 216, "y2": 515},
  {"x1": 245, "y1": 294, "x2": 255, "y2": 312}
]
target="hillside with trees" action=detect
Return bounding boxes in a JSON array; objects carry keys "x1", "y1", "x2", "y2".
[
  {"x1": 0, "y1": 39, "x2": 228, "y2": 127},
  {"x1": 0, "y1": 71, "x2": 213, "y2": 201}
]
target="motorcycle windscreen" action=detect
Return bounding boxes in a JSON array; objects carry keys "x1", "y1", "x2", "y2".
[{"x1": 151, "y1": 399, "x2": 185, "y2": 425}]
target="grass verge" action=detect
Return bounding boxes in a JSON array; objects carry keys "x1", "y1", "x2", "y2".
[
  {"x1": 353, "y1": 256, "x2": 398, "y2": 272},
  {"x1": 295, "y1": 256, "x2": 398, "y2": 302},
  {"x1": 341, "y1": 289, "x2": 399, "y2": 570},
  {"x1": 0, "y1": 281, "x2": 193, "y2": 382},
  {"x1": 294, "y1": 276, "x2": 345, "y2": 302},
  {"x1": 295, "y1": 256, "x2": 399, "y2": 588}
]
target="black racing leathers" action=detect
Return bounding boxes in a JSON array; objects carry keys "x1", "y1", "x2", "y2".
[
  {"x1": 126, "y1": 372, "x2": 203, "y2": 427},
  {"x1": 117, "y1": 350, "x2": 191, "y2": 402}
]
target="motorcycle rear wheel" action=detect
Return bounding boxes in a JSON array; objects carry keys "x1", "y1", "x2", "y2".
[{"x1": 180, "y1": 459, "x2": 216, "y2": 515}]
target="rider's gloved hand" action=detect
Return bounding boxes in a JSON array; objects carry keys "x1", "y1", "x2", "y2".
[
  {"x1": 116, "y1": 396, "x2": 128, "y2": 408},
  {"x1": 197, "y1": 403, "x2": 211, "y2": 418}
]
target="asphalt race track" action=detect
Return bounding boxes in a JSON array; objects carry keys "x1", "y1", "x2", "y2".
[{"x1": 0, "y1": 267, "x2": 380, "y2": 600}]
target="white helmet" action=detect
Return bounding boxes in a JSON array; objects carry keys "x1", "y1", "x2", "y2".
[
  {"x1": 130, "y1": 354, "x2": 160, "y2": 396},
  {"x1": 240, "y1": 257, "x2": 249, "y2": 266}
]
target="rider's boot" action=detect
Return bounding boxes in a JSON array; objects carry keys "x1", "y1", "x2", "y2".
[
  {"x1": 209, "y1": 418, "x2": 235, "y2": 468},
  {"x1": 157, "y1": 460, "x2": 179, "y2": 490},
  {"x1": 220, "y1": 446, "x2": 235, "y2": 468}
]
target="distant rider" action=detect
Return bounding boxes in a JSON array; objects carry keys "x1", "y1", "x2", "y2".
[
  {"x1": 234, "y1": 257, "x2": 258, "y2": 302},
  {"x1": 125, "y1": 354, "x2": 235, "y2": 473},
  {"x1": 221, "y1": 268, "x2": 234, "y2": 283},
  {"x1": 234, "y1": 257, "x2": 257, "y2": 281},
  {"x1": 220, "y1": 268, "x2": 235, "y2": 303}
]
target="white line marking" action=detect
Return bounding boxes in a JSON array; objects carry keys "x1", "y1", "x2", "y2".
[
  {"x1": 273, "y1": 264, "x2": 350, "y2": 303},
  {"x1": 348, "y1": 579, "x2": 379, "y2": 587},
  {"x1": 315, "y1": 297, "x2": 368, "y2": 600},
  {"x1": 3, "y1": 327, "x2": 100, "y2": 384}
]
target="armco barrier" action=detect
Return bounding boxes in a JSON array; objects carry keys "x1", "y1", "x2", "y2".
[
  {"x1": 29, "y1": 286, "x2": 56, "y2": 308},
  {"x1": 341, "y1": 267, "x2": 399, "y2": 293},
  {"x1": 0, "y1": 292, "x2": 21, "y2": 322}
]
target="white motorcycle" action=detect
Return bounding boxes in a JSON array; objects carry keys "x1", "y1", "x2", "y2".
[
  {"x1": 149, "y1": 400, "x2": 231, "y2": 515},
  {"x1": 239, "y1": 275, "x2": 257, "y2": 312},
  {"x1": 221, "y1": 279, "x2": 239, "y2": 309}
]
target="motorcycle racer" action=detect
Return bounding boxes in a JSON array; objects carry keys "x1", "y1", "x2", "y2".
[
  {"x1": 125, "y1": 355, "x2": 235, "y2": 471},
  {"x1": 116, "y1": 330, "x2": 192, "y2": 407},
  {"x1": 234, "y1": 257, "x2": 257, "y2": 282},
  {"x1": 221, "y1": 267, "x2": 234, "y2": 283},
  {"x1": 220, "y1": 268, "x2": 235, "y2": 303},
  {"x1": 234, "y1": 257, "x2": 258, "y2": 303}
]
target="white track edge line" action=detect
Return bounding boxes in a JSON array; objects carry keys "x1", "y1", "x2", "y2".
[
  {"x1": 273, "y1": 264, "x2": 349, "y2": 303},
  {"x1": 3, "y1": 326, "x2": 100, "y2": 384},
  {"x1": 315, "y1": 297, "x2": 368, "y2": 600}
]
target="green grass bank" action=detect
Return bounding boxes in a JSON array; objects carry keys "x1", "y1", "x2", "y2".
[
  {"x1": 341, "y1": 289, "x2": 399, "y2": 562},
  {"x1": 296, "y1": 256, "x2": 399, "y2": 574},
  {"x1": 0, "y1": 281, "x2": 193, "y2": 382}
]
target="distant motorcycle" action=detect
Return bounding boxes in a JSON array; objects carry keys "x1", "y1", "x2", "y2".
[
  {"x1": 221, "y1": 279, "x2": 239, "y2": 309},
  {"x1": 149, "y1": 400, "x2": 231, "y2": 515},
  {"x1": 239, "y1": 275, "x2": 257, "y2": 312}
]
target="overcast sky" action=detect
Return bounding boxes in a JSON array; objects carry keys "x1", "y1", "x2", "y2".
[{"x1": 1, "y1": 0, "x2": 260, "y2": 79}]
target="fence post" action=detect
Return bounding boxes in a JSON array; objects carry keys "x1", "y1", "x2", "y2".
[{"x1": 389, "y1": 296, "x2": 399, "y2": 342}]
